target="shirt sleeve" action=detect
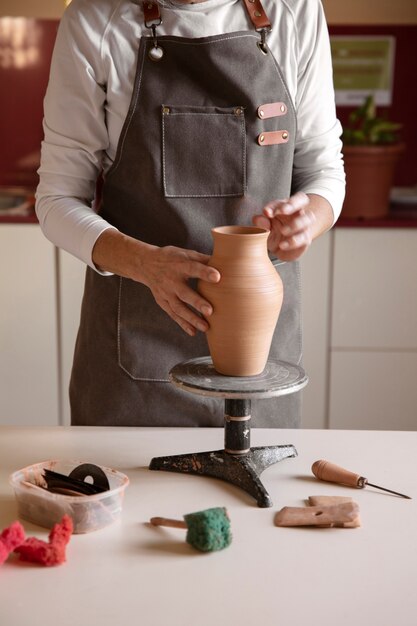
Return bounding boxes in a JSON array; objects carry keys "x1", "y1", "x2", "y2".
[
  {"x1": 35, "y1": 1, "x2": 117, "y2": 273},
  {"x1": 291, "y1": 0, "x2": 345, "y2": 224}
]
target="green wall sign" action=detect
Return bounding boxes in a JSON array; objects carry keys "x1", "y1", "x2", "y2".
[{"x1": 330, "y1": 36, "x2": 395, "y2": 106}]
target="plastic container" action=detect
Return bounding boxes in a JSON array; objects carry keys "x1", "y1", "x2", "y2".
[{"x1": 10, "y1": 460, "x2": 129, "y2": 534}]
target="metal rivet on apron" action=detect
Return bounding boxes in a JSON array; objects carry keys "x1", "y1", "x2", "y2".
[
  {"x1": 259, "y1": 109, "x2": 264, "y2": 118},
  {"x1": 248, "y1": 0, "x2": 255, "y2": 3},
  {"x1": 147, "y1": 3, "x2": 153, "y2": 8},
  {"x1": 162, "y1": 106, "x2": 170, "y2": 114},
  {"x1": 259, "y1": 134, "x2": 265, "y2": 143},
  {"x1": 254, "y1": 10, "x2": 262, "y2": 17},
  {"x1": 281, "y1": 104, "x2": 286, "y2": 113},
  {"x1": 282, "y1": 131, "x2": 289, "y2": 140},
  {"x1": 234, "y1": 107, "x2": 244, "y2": 116},
  {"x1": 149, "y1": 46, "x2": 164, "y2": 62}
]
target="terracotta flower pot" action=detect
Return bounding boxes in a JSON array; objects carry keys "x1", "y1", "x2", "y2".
[
  {"x1": 198, "y1": 226, "x2": 283, "y2": 376},
  {"x1": 342, "y1": 143, "x2": 404, "y2": 219}
]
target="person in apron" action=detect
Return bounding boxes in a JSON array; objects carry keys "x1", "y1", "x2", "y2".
[{"x1": 36, "y1": 0, "x2": 345, "y2": 427}]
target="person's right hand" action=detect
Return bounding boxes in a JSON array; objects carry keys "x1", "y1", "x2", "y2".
[
  {"x1": 140, "y1": 244, "x2": 221, "y2": 336},
  {"x1": 92, "y1": 230, "x2": 221, "y2": 336}
]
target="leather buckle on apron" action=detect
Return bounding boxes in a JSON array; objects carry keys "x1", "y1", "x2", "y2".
[
  {"x1": 257, "y1": 27, "x2": 271, "y2": 55},
  {"x1": 257, "y1": 102, "x2": 288, "y2": 119},
  {"x1": 240, "y1": 0, "x2": 272, "y2": 54},
  {"x1": 143, "y1": 1, "x2": 164, "y2": 61},
  {"x1": 257, "y1": 130, "x2": 290, "y2": 146}
]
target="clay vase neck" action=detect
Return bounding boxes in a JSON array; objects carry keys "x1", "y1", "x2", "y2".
[{"x1": 198, "y1": 225, "x2": 283, "y2": 376}]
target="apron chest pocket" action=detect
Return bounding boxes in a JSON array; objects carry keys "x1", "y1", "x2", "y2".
[{"x1": 161, "y1": 104, "x2": 247, "y2": 198}]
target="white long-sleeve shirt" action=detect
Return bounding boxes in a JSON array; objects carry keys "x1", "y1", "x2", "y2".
[{"x1": 36, "y1": 0, "x2": 345, "y2": 271}]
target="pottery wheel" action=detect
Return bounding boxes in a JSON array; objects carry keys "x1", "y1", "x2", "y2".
[
  {"x1": 169, "y1": 356, "x2": 308, "y2": 399},
  {"x1": 149, "y1": 357, "x2": 308, "y2": 508}
]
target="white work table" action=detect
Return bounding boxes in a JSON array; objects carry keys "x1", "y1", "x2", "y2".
[{"x1": 0, "y1": 426, "x2": 416, "y2": 626}]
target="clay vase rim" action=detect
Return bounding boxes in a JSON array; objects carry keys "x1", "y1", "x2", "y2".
[{"x1": 212, "y1": 225, "x2": 269, "y2": 238}]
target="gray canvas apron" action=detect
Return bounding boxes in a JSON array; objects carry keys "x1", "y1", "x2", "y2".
[{"x1": 70, "y1": 1, "x2": 302, "y2": 427}]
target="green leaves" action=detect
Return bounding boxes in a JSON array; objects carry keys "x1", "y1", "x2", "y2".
[{"x1": 342, "y1": 95, "x2": 401, "y2": 145}]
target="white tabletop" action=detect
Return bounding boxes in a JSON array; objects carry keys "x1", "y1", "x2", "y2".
[{"x1": 0, "y1": 426, "x2": 416, "y2": 626}]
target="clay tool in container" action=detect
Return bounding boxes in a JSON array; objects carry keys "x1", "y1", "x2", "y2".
[
  {"x1": 312, "y1": 459, "x2": 411, "y2": 499},
  {"x1": 150, "y1": 507, "x2": 232, "y2": 552},
  {"x1": 10, "y1": 460, "x2": 129, "y2": 533},
  {"x1": 42, "y1": 464, "x2": 110, "y2": 496}
]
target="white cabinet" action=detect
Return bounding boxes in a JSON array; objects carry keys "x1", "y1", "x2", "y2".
[
  {"x1": 0, "y1": 225, "x2": 59, "y2": 425},
  {"x1": 329, "y1": 228, "x2": 417, "y2": 430},
  {"x1": 329, "y1": 351, "x2": 417, "y2": 430},
  {"x1": 331, "y1": 229, "x2": 417, "y2": 350}
]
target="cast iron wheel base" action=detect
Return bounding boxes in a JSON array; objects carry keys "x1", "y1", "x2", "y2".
[{"x1": 149, "y1": 444, "x2": 297, "y2": 508}]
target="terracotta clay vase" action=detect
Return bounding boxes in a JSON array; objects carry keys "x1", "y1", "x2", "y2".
[{"x1": 198, "y1": 225, "x2": 283, "y2": 376}]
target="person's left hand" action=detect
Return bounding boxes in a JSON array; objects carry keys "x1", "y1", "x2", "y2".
[{"x1": 252, "y1": 191, "x2": 316, "y2": 262}]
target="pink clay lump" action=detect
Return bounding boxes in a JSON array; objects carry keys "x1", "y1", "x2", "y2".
[
  {"x1": 15, "y1": 515, "x2": 73, "y2": 566},
  {"x1": 0, "y1": 515, "x2": 73, "y2": 567},
  {"x1": 0, "y1": 521, "x2": 26, "y2": 564}
]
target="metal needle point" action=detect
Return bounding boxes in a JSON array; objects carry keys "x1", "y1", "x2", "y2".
[{"x1": 364, "y1": 481, "x2": 411, "y2": 499}]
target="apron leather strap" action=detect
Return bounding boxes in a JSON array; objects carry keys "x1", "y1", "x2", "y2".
[
  {"x1": 141, "y1": 0, "x2": 271, "y2": 33},
  {"x1": 240, "y1": 0, "x2": 271, "y2": 31},
  {"x1": 142, "y1": 1, "x2": 161, "y2": 26}
]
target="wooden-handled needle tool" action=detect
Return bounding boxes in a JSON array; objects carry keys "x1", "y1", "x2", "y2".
[{"x1": 312, "y1": 459, "x2": 411, "y2": 499}]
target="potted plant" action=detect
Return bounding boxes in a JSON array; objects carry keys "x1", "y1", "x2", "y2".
[{"x1": 342, "y1": 95, "x2": 404, "y2": 219}]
